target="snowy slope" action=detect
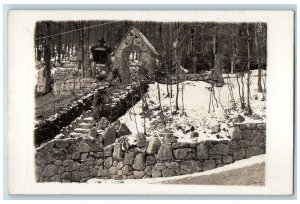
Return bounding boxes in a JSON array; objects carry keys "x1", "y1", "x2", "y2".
[{"x1": 119, "y1": 69, "x2": 266, "y2": 143}]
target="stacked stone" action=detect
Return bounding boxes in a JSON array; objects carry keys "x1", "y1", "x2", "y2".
[
  {"x1": 35, "y1": 122, "x2": 266, "y2": 182},
  {"x1": 53, "y1": 78, "x2": 104, "y2": 96}
]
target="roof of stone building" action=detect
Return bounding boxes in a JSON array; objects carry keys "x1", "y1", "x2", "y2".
[{"x1": 115, "y1": 26, "x2": 159, "y2": 56}]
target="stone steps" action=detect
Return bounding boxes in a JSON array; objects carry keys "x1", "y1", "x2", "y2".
[
  {"x1": 79, "y1": 122, "x2": 93, "y2": 129},
  {"x1": 69, "y1": 132, "x2": 84, "y2": 138},
  {"x1": 83, "y1": 117, "x2": 94, "y2": 123},
  {"x1": 74, "y1": 128, "x2": 90, "y2": 134}
]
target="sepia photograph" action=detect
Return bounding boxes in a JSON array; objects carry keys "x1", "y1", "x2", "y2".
[{"x1": 7, "y1": 10, "x2": 294, "y2": 195}]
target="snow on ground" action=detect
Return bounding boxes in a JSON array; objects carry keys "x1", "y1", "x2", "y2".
[
  {"x1": 87, "y1": 154, "x2": 265, "y2": 184},
  {"x1": 119, "y1": 69, "x2": 266, "y2": 144}
]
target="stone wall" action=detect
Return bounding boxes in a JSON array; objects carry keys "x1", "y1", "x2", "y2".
[
  {"x1": 35, "y1": 82, "x2": 148, "y2": 147},
  {"x1": 34, "y1": 84, "x2": 109, "y2": 146},
  {"x1": 53, "y1": 78, "x2": 103, "y2": 96},
  {"x1": 35, "y1": 122, "x2": 266, "y2": 182}
]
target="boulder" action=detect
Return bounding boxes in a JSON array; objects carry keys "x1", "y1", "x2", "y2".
[
  {"x1": 191, "y1": 132, "x2": 199, "y2": 138},
  {"x1": 133, "y1": 153, "x2": 146, "y2": 170},
  {"x1": 118, "y1": 123, "x2": 132, "y2": 137},
  {"x1": 112, "y1": 120, "x2": 121, "y2": 130},
  {"x1": 162, "y1": 168, "x2": 177, "y2": 177},
  {"x1": 78, "y1": 141, "x2": 90, "y2": 153},
  {"x1": 228, "y1": 126, "x2": 242, "y2": 140},
  {"x1": 104, "y1": 157, "x2": 113, "y2": 168},
  {"x1": 88, "y1": 127, "x2": 98, "y2": 138},
  {"x1": 223, "y1": 155, "x2": 233, "y2": 164},
  {"x1": 210, "y1": 143, "x2": 229, "y2": 156},
  {"x1": 233, "y1": 114, "x2": 245, "y2": 124},
  {"x1": 156, "y1": 144, "x2": 173, "y2": 161},
  {"x1": 97, "y1": 117, "x2": 110, "y2": 130},
  {"x1": 196, "y1": 142, "x2": 209, "y2": 160},
  {"x1": 246, "y1": 146, "x2": 264, "y2": 158},
  {"x1": 173, "y1": 148, "x2": 196, "y2": 160},
  {"x1": 146, "y1": 138, "x2": 161, "y2": 154},
  {"x1": 203, "y1": 160, "x2": 216, "y2": 171},
  {"x1": 146, "y1": 156, "x2": 157, "y2": 166},
  {"x1": 103, "y1": 127, "x2": 117, "y2": 146},
  {"x1": 211, "y1": 124, "x2": 221, "y2": 133},
  {"x1": 253, "y1": 114, "x2": 263, "y2": 120},
  {"x1": 151, "y1": 169, "x2": 162, "y2": 178},
  {"x1": 135, "y1": 133, "x2": 146, "y2": 147},
  {"x1": 113, "y1": 143, "x2": 123, "y2": 161},
  {"x1": 233, "y1": 149, "x2": 246, "y2": 161},
  {"x1": 181, "y1": 161, "x2": 199, "y2": 175},
  {"x1": 124, "y1": 151, "x2": 135, "y2": 165},
  {"x1": 133, "y1": 171, "x2": 145, "y2": 179},
  {"x1": 163, "y1": 133, "x2": 178, "y2": 143},
  {"x1": 154, "y1": 162, "x2": 166, "y2": 171},
  {"x1": 41, "y1": 165, "x2": 58, "y2": 177},
  {"x1": 122, "y1": 165, "x2": 132, "y2": 175}
]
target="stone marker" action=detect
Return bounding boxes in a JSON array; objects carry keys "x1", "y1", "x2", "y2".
[{"x1": 146, "y1": 138, "x2": 161, "y2": 155}]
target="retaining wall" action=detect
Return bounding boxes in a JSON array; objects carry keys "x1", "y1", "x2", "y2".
[
  {"x1": 35, "y1": 122, "x2": 266, "y2": 182},
  {"x1": 53, "y1": 77, "x2": 103, "y2": 96}
]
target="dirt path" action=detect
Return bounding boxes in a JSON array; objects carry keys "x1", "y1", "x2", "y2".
[{"x1": 160, "y1": 162, "x2": 265, "y2": 186}]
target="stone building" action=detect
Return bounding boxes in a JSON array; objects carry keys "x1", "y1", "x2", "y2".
[{"x1": 112, "y1": 27, "x2": 159, "y2": 84}]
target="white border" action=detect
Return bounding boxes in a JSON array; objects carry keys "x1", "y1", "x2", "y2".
[{"x1": 8, "y1": 10, "x2": 294, "y2": 195}]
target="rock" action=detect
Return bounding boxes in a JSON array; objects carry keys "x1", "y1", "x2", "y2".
[
  {"x1": 103, "y1": 127, "x2": 117, "y2": 146},
  {"x1": 124, "y1": 151, "x2": 135, "y2": 165},
  {"x1": 62, "y1": 159, "x2": 73, "y2": 167},
  {"x1": 228, "y1": 126, "x2": 242, "y2": 140},
  {"x1": 38, "y1": 150, "x2": 54, "y2": 164},
  {"x1": 172, "y1": 142, "x2": 190, "y2": 149},
  {"x1": 203, "y1": 160, "x2": 216, "y2": 171},
  {"x1": 210, "y1": 143, "x2": 229, "y2": 156},
  {"x1": 54, "y1": 140, "x2": 70, "y2": 148},
  {"x1": 116, "y1": 161, "x2": 124, "y2": 170},
  {"x1": 162, "y1": 168, "x2": 177, "y2": 177},
  {"x1": 154, "y1": 163, "x2": 166, "y2": 171},
  {"x1": 144, "y1": 166, "x2": 152, "y2": 176},
  {"x1": 118, "y1": 123, "x2": 132, "y2": 137},
  {"x1": 88, "y1": 127, "x2": 98, "y2": 138},
  {"x1": 41, "y1": 165, "x2": 58, "y2": 177},
  {"x1": 113, "y1": 143, "x2": 123, "y2": 161},
  {"x1": 104, "y1": 157, "x2": 113, "y2": 168},
  {"x1": 61, "y1": 172, "x2": 72, "y2": 180},
  {"x1": 152, "y1": 169, "x2": 162, "y2": 178},
  {"x1": 233, "y1": 114, "x2": 245, "y2": 124},
  {"x1": 181, "y1": 161, "x2": 199, "y2": 175},
  {"x1": 191, "y1": 132, "x2": 199, "y2": 138},
  {"x1": 135, "y1": 133, "x2": 146, "y2": 147},
  {"x1": 233, "y1": 149, "x2": 246, "y2": 161},
  {"x1": 97, "y1": 117, "x2": 110, "y2": 130},
  {"x1": 173, "y1": 148, "x2": 196, "y2": 160},
  {"x1": 246, "y1": 146, "x2": 264, "y2": 158},
  {"x1": 253, "y1": 114, "x2": 263, "y2": 120},
  {"x1": 146, "y1": 156, "x2": 156, "y2": 166},
  {"x1": 122, "y1": 165, "x2": 132, "y2": 175},
  {"x1": 112, "y1": 120, "x2": 121, "y2": 130},
  {"x1": 223, "y1": 155, "x2": 233, "y2": 164},
  {"x1": 78, "y1": 141, "x2": 90, "y2": 153},
  {"x1": 163, "y1": 133, "x2": 178, "y2": 143},
  {"x1": 196, "y1": 142, "x2": 209, "y2": 160},
  {"x1": 109, "y1": 166, "x2": 118, "y2": 175},
  {"x1": 156, "y1": 144, "x2": 173, "y2": 161},
  {"x1": 146, "y1": 138, "x2": 161, "y2": 154},
  {"x1": 97, "y1": 167, "x2": 109, "y2": 177},
  {"x1": 211, "y1": 124, "x2": 221, "y2": 133},
  {"x1": 50, "y1": 175, "x2": 61, "y2": 182},
  {"x1": 71, "y1": 171, "x2": 80, "y2": 182},
  {"x1": 133, "y1": 153, "x2": 146, "y2": 170},
  {"x1": 72, "y1": 152, "x2": 80, "y2": 160},
  {"x1": 90, "y1": 168, "x2": 98, "y2": 177},
  {"x1": 103, "y1": 145, "x2": 113, "y2": 157},
  {"x1": 134, "y1": 171, "x2": 145, "y2": 179}
]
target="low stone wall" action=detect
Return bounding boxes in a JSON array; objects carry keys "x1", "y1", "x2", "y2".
[
  {"x1": 35, "y1": 122, "x2": 266, "y2": 182},
  {"x1": 35, "y1": 82, "x2": 148, "y2": 147},
  {"x1": 53, "y1": 78, "x2": 103, "y2": 96},
  {"x1": 34, "y1": 84, "x2": 109, "y2": 146}
]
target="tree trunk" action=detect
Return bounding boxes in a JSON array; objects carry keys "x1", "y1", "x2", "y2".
[
  {"x1": 246, "y1": 24, "x2": 252, "y2": 115},
  {"x1": 255, "y1": 23, "x2": 263, "y2": 93},
  {"x1": 43, "y1": 22, "x2": 52, "y2": 94}
]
